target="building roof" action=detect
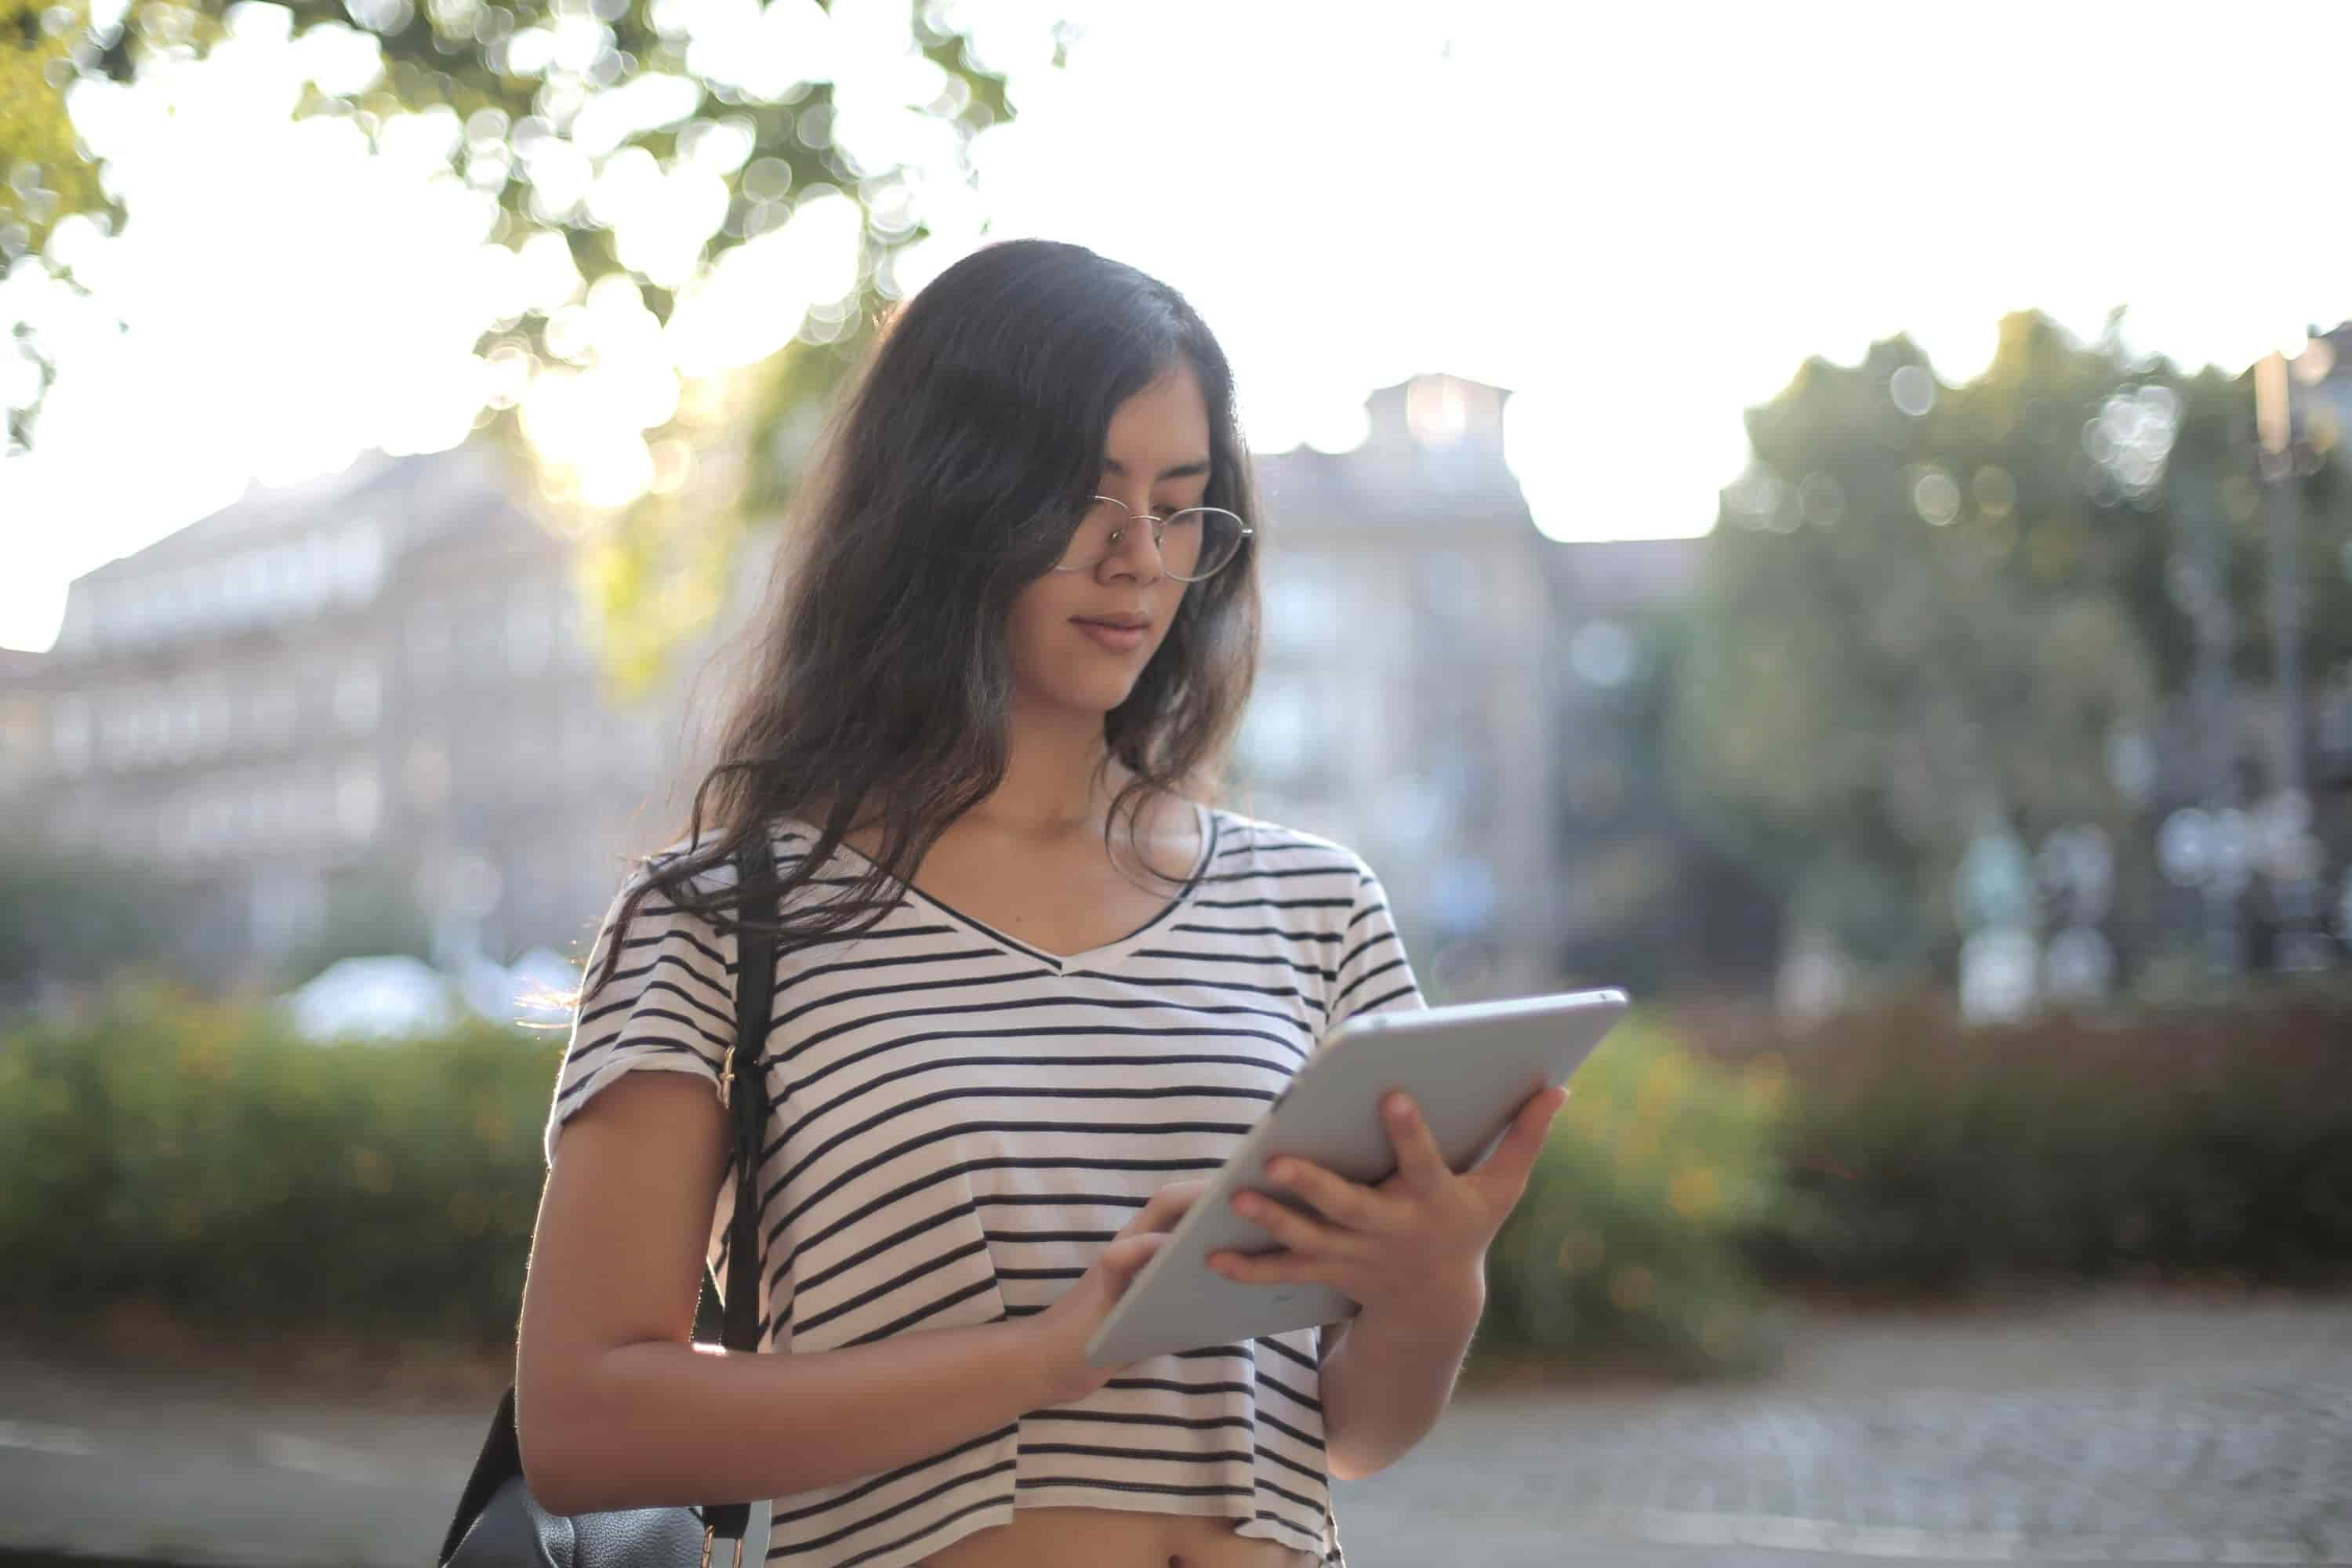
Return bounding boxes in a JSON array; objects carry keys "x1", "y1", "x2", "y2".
[
  {"x1": 71, "y1": 441, "x2": 524, "y2": 583},
  {"x1": 1254, "y1": 372, "x2": 1531, "y2": 530}
]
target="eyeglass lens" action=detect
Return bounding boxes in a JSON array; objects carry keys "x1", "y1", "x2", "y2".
[{"x1": 1057, "y1": 498, "x2": 1247, "y2": 579}]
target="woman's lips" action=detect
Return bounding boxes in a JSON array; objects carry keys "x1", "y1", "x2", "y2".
[{"x1": 1073, "y1": 619, "x2": 1147, "y2": 651}]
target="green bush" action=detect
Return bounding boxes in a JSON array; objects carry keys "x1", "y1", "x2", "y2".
[
  {"x1": 0, "y1": 980, "x2": 557, "y2": 1346},
  {"x1": 14, "y1": 976, "x2": 2343, "y2": 1375},
  {"x1": 1477, "y1": 1014, "x2": 1794, "y2": 1377},
  {"x1": 1706, "y1": 980, "x2": 2352, "y2": 1291}
]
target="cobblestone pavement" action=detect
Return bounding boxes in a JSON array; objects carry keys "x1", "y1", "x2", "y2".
[
  {"x1": 1337, "y1": 1284, "x2": 2352, "y2": 1566},
  {"x1": 2, "y1": 1284, "x2": 2347, "y2": 1567}
]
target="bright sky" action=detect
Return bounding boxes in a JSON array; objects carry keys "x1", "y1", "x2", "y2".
[{"x1": 4, "y1": 0, "x2": 2348, "y2": 652}]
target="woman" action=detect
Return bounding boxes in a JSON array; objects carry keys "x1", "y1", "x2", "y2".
[{"x1": 515, "y1": 239, "x2": 1569, "y2": 1568}]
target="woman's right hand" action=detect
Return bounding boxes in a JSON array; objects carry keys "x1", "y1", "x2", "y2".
[{"x1": 1025, "y1": 1177, "x2": 1213, "y2": 1406}]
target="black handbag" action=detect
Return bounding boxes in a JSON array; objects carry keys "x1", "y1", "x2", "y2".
[{"x1": 439, "y1": 833, "x2": 783, "y2": 1568}]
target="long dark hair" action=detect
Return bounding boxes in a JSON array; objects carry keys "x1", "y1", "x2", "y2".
[{"x1": 579, "y1": 238, "x2": 1264, "y2": 1000}]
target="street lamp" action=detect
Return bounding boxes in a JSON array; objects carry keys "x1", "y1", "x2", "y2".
[{"x1": 2251, "y1": 346, "x2": 2334, "y2": 972}]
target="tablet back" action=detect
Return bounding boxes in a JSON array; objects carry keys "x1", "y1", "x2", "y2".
[{"x1": 1086, "y1": 987, "x2": 1628, "y2": 1367}]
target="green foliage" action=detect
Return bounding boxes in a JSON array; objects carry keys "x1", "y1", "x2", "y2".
[
  {"x1": 0, "y1": 979, "x2": 558, "y2": 1345},
  {"x1": 5, "y1": 0, "x2": 1029, "y2": 676},
  {"x1": 1718, "y1": 981, "x2": 2352, "y2": 1290},
  {"x1": 1667, "y1": 310, "x2": 2352, "y2": 973},
  {"x1": 269, "y1": 861, "x2": 436, "y2": 989},
  {"x1": 1477, "y1": 1014, "x2": 1792, "y2": 1377},
  {"x1": 14, "y1": 983, "x2": 2342, "y2": 1373},
  {"x1": 0, "y1": 837, "x2": 181, "y2": 994},
  {"x1": 0, "y1": 0, "x2": 124, "y2": 252}
]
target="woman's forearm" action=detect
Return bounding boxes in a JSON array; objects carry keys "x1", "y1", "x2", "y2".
[
  {"x1": 1319, "y1": 1285, "x2": 1485, "y2": 1483},
  {"x1": 522, "y1": 1317, "x2": 1055, "y2": 1515}
]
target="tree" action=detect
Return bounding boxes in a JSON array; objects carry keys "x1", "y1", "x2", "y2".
[
  {"x1": 3, "y1": 0, "x2": 1043, "y2": 684},
  {"x1": 1666, "y1": 309, "x2": 2352, "y2": 981},
  {"x1": 0, "y1": 837, "x2": 180, "y2": 1007}
]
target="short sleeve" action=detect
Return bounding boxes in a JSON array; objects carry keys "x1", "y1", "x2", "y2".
[
  {"x1": 1327, "y1": 858, "x2": 1427, "y2": 1035},
  {"x1": 543, "y1": 862, "x2": 739, "y2": 1167}
]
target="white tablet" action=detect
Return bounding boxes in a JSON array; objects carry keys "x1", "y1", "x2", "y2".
[{"x1": 1084, "y1": 987, "x2": 1629, "y2": 1367}]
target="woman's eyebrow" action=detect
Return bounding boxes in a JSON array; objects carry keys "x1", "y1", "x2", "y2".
[{"x1": 1103, "y1": 456, "x2": 1212, "y2": 481}]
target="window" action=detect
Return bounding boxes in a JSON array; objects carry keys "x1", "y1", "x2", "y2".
[
  {"x1": 167, "y1": 689, "x2": 202, "y2": 760},
  {"x1": 1239, "y1": 680, "x2": 1311, "y2": 780},
  {"x1": 0, "y1": 696, "x2": 40, "y2": 776},
  {"x1": 334, "y1": 663, "x2": 382, "y2": 734},
  {"x1": 263, "y1": 543, "x2": 303, "y2": 615},
  {"x1": 200, "y1": 686, "x2": 234, "y2": 753},
  {"x1": 408, "y1": 613, "x2": 452, "y2": 682},
  {"x1": 1236, "y1": 674, "x2": 1338, "y2": 793},
  {"x1": 506, "y1": 588, "x2": 554, "y2": 675},
  {"x1": 302, "y1": 533, "x2": 343, "y2": 612},
  {"x1": 453, "y1": 594, "x2": 505, "y2": 676},
  {"x1": 405, "y1": 736, "x2": 452, "y2": 814},
  {"x1": 1261, "y1": 562, "x2": 1341, "y2": 658},
  {"x1": 250, "y1": 683, "x2": 299, "y2": 745},
  {"x1": 118, "y1": 579, "x2": 155, "y2": 644},
  {"x1": 53, "y1": 696, "x2": 89, "y2": 775},
  {"x1": 336, "y1": 521, "x2": 386, "y2": 604},
  {"x1": 223, "y1": 553, "x2": 266, "y2": 621},
  {"x1": 100, "y1": 695, "x2": 136, "y2": 768},
  {"x1": 337, "y1": 760, "x2": 382, "y2": 840},
  {"x1": 1406, "y1": 376, "x2": 1472, "y2": 445},
  {"x1": 1415, "y1": 551, "x2": 1482, "y2": 633}
]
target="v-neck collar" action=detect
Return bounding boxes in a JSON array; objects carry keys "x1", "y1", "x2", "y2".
[{"x1": 785, "y1": 801, "x2": 1220, "y2": 974}]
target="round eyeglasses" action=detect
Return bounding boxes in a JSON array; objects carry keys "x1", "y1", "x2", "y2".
[{"x1": 1051, "y1": 495, "x2": 1253, "y2": 582}]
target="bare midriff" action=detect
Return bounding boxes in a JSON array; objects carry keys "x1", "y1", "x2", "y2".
[{"x1": 913, "y1": 1504, "x2": 1320, "y2": 1567}]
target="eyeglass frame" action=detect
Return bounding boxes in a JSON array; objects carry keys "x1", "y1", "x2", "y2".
[{"x1": 1049, "y1": 494, "x2": 1255, "y2": 583}]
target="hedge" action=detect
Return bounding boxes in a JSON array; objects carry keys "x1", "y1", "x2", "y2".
[{"x1": 6, "y1": 978, "x2": 2347, "y2": 1375}]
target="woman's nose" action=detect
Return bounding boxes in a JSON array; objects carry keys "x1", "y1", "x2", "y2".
[{"x1": 1103, "y1": 506, "x2": 1165, "y2": 575}]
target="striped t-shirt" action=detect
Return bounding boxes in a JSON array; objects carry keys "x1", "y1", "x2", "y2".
[{"x1": 544, "y1": 803, "x2": 1428, "y2": 1568}]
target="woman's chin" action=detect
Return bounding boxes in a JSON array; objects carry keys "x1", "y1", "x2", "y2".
[{"x1": 1022, "y1": 677, "x2": 1140, "y2": 718}]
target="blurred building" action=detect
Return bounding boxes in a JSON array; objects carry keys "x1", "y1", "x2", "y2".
[
  {"x1": 1, "y1": 445, "x2": 699, "y2": 993},
  {"x1": 9, "y1": 377, "x2": 1735, "y2": 1009},
  {"x1": 1241, "y1": 373, "x2": 1708, "y2": 1005}
]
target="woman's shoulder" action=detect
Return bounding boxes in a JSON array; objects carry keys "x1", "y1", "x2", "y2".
[
  {"x1": 606, "y1": 818, "x2": 853, "y2": 924},
  {"x1": 1202, "y1": 804, "x2": 1377, "y2": 882}
]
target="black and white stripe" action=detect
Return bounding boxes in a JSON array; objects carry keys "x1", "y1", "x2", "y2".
[{"x1": 546, "y1": 807, "x2": 1426, "y2": 1568}]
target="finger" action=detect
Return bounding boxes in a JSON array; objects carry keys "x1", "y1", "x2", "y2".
[
  {"x1": 1231, "y1": 1187, "x2": 1363, "y2": 1261},
  {"x1": 1123, "y1": 1178, "x2": 1210, "y2": 1237},
  {"x1": 1380, "y1": 1091, "x2": 1451, "y2": 1195},
  {"x1": 1478, "y1": 1086, "x2": 1569, "y2": 1182},
  {"x1": 1102, "y1": 1232, "x2": 1168, "y2": 1287},
  {"x1": 1261, "y1": 1155, "x2": 1386, "y2": 1232},
  {"x1": 1209, "y1": 1245, "x2": 1347, "y2": 1289}
]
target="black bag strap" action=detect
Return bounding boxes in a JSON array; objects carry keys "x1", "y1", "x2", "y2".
[
  {"x1": 703, "y1": 826, "x2": 782, "y2": 1542},
  {"x1": 437, "y1": 830, "x2": 782, "y2": 1566},
  {"x1": 441, "y1": 1385, "x2": 525, "y2": 1565}
]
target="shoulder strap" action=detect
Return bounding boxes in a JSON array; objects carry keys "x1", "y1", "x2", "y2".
[
  {"x1": 440, "y1": 831, "x2": 786, "y2": 1568},
  {"x1": 699, "y1": 828, "x2": 782, "y2": 1548},
  {"x1": 723, "y1": 828, "x2": 781, "y2": 1348}
]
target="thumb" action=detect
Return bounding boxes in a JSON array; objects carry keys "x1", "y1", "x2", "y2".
[{"x1": 1513, "y1": 1087, "x2": 1570, "y2": 1159}]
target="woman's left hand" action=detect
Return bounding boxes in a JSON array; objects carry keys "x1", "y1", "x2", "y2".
[{"x1": 1207, "y1": 1083, "x2": 1571, "y2": 1334}]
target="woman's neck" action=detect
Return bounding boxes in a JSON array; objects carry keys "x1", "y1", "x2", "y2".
[{"x1": 967, "y1": 706, "x2": 1129, "y2": 844}]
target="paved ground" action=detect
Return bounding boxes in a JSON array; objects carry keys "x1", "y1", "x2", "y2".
[
  {"x1": 2, "y1": 1283, "x2": 2347, "y2": 1567},
  {"x1": 1348, "y1": 1283, "x2": 2352, "y2": 1567}
]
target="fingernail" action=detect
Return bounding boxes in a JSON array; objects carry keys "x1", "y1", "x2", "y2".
[{"x1": 1385, "y1": 1093, "x2": 1410, "y2": 1120}]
